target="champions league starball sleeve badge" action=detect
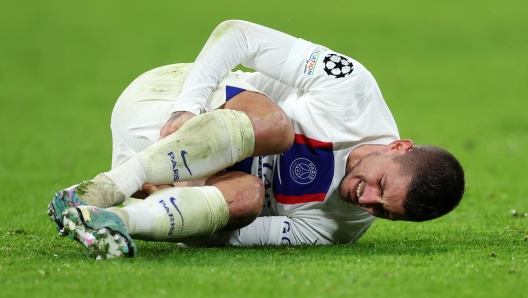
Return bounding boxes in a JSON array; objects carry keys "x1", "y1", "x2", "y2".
[{"x1": 323, "y1": 54, "x2": 354, "y2": 78}]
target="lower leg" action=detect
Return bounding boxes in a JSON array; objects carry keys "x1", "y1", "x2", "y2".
[
  {"x1": 112, "y1": 171, "x2": 263, "y2": 242},
  {"x1": 62, "y1": 109, "x2": 256, "y2": 209},
  {"x1": 106, "y1": 109, "x2": 255, "y2": 199}
]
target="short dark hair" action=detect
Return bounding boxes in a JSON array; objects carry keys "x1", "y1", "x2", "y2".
[{"x1": 393, "y1": 145, "x2": 465, "y2": 222}]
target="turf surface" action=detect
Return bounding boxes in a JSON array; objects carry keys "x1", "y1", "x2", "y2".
[{"x1": 1, "y1": 0, "x2": 527, "y2": 297}]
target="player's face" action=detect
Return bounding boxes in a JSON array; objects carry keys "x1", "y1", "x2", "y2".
[{"x1": 339, "y1": 141, "x2": 413, "y2": 221}]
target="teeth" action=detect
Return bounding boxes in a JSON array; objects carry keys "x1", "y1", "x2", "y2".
[{"x1": 356, "y1": 182, "x2": 362, "y2": 198}]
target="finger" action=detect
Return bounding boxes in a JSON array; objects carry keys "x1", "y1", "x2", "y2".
[{"x1": 142, "y1": 183, "x2": 159, "y2": 194}]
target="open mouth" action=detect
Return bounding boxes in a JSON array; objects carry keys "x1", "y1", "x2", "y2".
[
  {"x1": 356, "y1": 181, "x2": 362, "y2": 200},
  {"x1": 351, "y1": 180, "x2": 363, "y2": 205}
]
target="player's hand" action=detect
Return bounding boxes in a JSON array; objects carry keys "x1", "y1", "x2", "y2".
[{"x1": 159, "y1": 111, "x2": 196, "y2": 140}]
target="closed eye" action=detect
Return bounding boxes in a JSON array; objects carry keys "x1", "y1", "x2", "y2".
[
  {"x1": 380, "y1": 205, "x2": 390, "y2": 219},
  {"x1": 378, "y1": 177, "x2": 384, "y2": 197},
  {"x1": 378, "y1": 177, "x2": 389, "y2": 218}
]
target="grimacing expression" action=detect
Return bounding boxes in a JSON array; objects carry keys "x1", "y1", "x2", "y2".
[{"x1": 339, "y1": 152, "x2": 411, "y2": 221}]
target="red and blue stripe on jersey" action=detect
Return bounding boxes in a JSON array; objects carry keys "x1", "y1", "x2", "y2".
[
  {"x1": 273, "y1": 134, "x2": 334, "y2": 204},
  {"x1": 228, "y1": 134, "x2": 334, "y2": 205}
]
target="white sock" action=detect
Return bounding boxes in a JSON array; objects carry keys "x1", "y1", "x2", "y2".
[
  {"x1": 105, "y1": 109, "x2": 255, "y2": 197},
  {"x1": 112, "y1": 186, "x2": 229, "y2": 242}
]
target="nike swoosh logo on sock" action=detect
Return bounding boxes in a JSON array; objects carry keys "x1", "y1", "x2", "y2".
[
  {"x1": 181, "y1": 150, "x2": 192, "y2": 176},
  {"x1": 170, "y1": 197, "x2": 184, "y2": 232}
]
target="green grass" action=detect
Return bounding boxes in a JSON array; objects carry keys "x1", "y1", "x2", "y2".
[{"x1": 1, "y1": 0, "x2": 527, "y2": 297}]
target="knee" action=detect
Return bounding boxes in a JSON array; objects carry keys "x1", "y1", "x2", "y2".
[
  {"x1": 269, "y1": 108, "x2": 294, "y2": 150},
  {"x1": 223, "y1": 174, "x2": 264, "y2": 230},
  {"x1": 224, "y1": 91, "x2": 294, "y2": 156},
  {"x1": 253, "y1": 107, "x2": 294, "y2": 155},
  {"x1": 275, "y1": 109, "x2": 294, "y2": 151},
  {"x1": 233, "y1": 174, "x2": 264, "y2": 218}
]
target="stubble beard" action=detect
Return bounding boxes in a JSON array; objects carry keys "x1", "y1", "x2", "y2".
[{"x1": 338, "y1": 151, "x2": 381, "y2": 199}]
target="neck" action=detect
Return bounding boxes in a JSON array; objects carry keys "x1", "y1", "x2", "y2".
[{"x1": 346, "y1": 144, "x2": 386, "y2": 172}]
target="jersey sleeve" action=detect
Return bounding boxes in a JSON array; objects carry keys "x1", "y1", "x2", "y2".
[
  {"x1": 170, "y1": 20, "x2": 297, "y2": 115},
  {"x1": 172, "y1": 20, "x2": 385, "y2": 115},
  {"x1": 193, "y1": 214, "x2": 372, "y2": 246},
  {"x1": 224, "y1": 216, "x2": 335, "y2": 245}
]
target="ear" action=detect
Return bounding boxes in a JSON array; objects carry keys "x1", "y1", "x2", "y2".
[{"x1": 384, "y1": 139, "x2": 414, "y2": 156}]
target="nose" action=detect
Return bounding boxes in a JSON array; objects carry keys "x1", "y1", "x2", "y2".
[{"x1": 357, "y1": 189, "x2": 381, "y2": 207}]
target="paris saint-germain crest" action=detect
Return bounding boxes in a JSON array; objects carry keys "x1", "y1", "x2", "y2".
[{"x1": 289, "y1": 158, "x2": 317, "y2": 185}]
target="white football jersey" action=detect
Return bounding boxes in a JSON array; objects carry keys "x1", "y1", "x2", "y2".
[{"x1": 173, "y1": 21, "x2": 400, "y2": 246}]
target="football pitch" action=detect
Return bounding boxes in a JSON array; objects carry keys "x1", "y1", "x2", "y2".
[{"x1": 1, "y1": 0, "x2": 527, "y2": 297}]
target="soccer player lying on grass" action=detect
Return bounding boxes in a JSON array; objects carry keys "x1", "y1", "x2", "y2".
[{"x1": 47, "y1": 20, "x2": 465, "y2": 259}]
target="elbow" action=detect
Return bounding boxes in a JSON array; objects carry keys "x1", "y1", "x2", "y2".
[{"x1": 213, "y1": 20, "x2": 247, "y2": 36}]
